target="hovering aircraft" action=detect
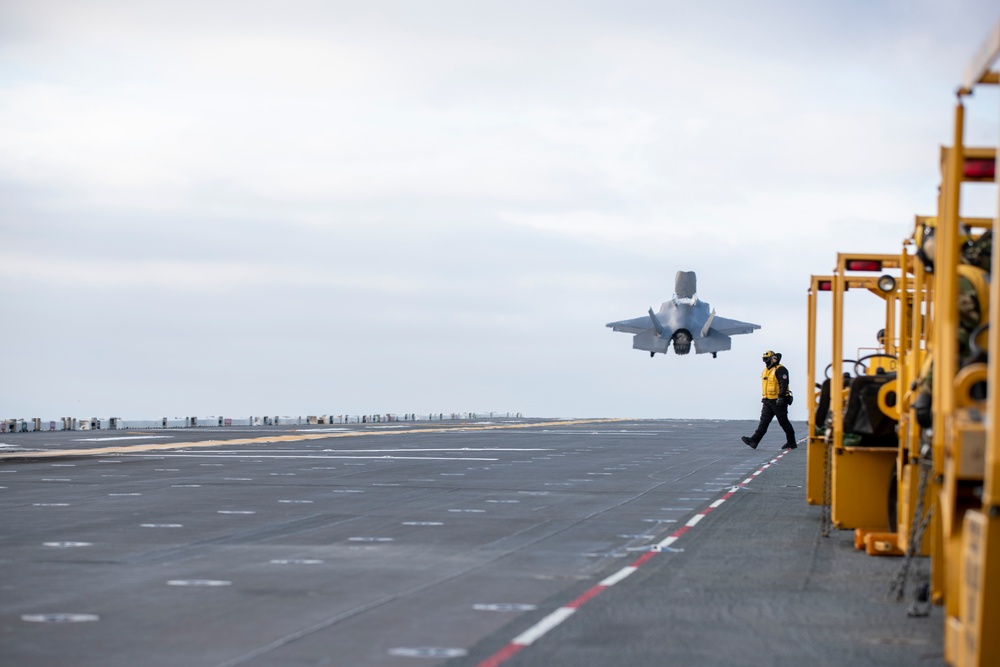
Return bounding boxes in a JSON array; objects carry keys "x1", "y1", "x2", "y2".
[{"x1": 606, "y1": 271, "x2": 760, "y2": 358}]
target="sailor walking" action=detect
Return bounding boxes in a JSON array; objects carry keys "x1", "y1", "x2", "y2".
[{"x1": 742, "y1": 350, "x2": 797, "y2": 450}]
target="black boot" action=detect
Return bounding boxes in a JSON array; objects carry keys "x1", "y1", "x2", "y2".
[
  {"x1": 781, "y1": 442, "x2": 798, "y2": 450},
  {"x1": 741, "y1": 436, "x2": 758, "y2": 450}
]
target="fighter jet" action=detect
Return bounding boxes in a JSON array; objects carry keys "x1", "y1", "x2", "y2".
[{"x1": 606, "y1": 271, "x2": 760, "y2": 358}]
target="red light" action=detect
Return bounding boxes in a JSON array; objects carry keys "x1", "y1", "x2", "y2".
[
  {"x1": 817, "y1": 281, "x2": 832, "y2": 291},
  {"x1": 964, "y1": 158, "x2": 996, "y2": 180},
  {"x1": 846, "y1": 260, "x2": 882, "y2": 272}
]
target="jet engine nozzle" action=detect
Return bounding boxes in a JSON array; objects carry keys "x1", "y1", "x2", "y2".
[{"x1": 672, "y1": 330, "x2": 693, "y2": 355}]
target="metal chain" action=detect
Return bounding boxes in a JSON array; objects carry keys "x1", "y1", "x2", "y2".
[
  {"x1": 887, "y1": 453, "x2": 932, "y2": 605},
  {"x1": 906, "y1": 501, "x2": 934, "y2": 617},
  {"x1": 821, "y1": 434, "x2": 832, "y2": 538}
]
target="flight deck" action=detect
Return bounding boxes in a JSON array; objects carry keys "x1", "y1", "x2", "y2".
[{"x1": 0, "y1": 418, "x2": 942, "y2": 666}]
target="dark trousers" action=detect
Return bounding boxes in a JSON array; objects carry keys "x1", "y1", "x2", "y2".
[{"x1": 751, "y1": 399, "x2": 796, "y2": 446}]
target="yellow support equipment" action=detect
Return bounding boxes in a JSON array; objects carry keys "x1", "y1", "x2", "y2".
[
  {"x1": 829, "y1": 254, "x2": 901, "y2": 531},
  {"x1": 954, "y1": 19, "x2": 1000, "y2": 667},
  {"x1": 806, "y1": 275, "x2": 833, "y2": 506}
]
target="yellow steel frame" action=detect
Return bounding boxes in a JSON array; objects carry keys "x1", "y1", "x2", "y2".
[
  {"x1": 829, "y1": 254, "x2": 902, "y2": 531},
  {"x1": 949, "y1": 20, "x2": 1000, "y2": 667},
  {"x1": 806, "y1": 275, "x2": 833, "y2": 505},
  {"x1": 938, "y1": 134, "x2": 998, "y2": 665},
  {"x1": 797, "y1": 21, "x2": 998, "y2": 666},
  {"x1": 894, "y1": 235, "x2": 933, "y2": 558}
]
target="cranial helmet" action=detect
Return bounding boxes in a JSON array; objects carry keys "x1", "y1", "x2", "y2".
[{"x1": 762, "y1": 350, "x2": 775, "y2": 362}]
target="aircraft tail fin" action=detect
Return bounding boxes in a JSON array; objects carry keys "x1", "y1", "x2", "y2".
[{"x1": 647, "y1": 308, "x2": 664, "y2": 336}]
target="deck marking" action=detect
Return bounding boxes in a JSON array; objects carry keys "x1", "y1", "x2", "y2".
[
  {"x1": 271, "y1": 559, "x2": 323, "y2": 565},
  {"x1": 474, "y1": 604, "x2": 537, "y2": 612},
  {"x1": 475, "y1": 450, "x2": 789, "y2": 667},
  {"x1": 599, "y1": 566, "x2": 637, "y2": 586},
  {"x1": 388, "y1": 647, "x2": 468, "y2": 658},
  {"x1": 347, "y1": 537, "x2": 394, "y2": 542},
  {"x1": 22, "y1": 613, "x2": 99, "y2": 623},
  {"x1": 167, "y1": 580, "x2": 231, "y2": 587},
  {"x1": 130, "y1": 454, "x2": 500, "y2": 462},
  {"x1": 402, "y1": 521, "x2": 443, "y2": 526},
  {"x1": 0, "y1": 418, "x2": 624, "y2": 460},
  {"x1": 75, "y1": 435, "x2": 172, "y2": 442},
  {"x1": 512, "y1": 607, "x2": 576, "y2": 645}
]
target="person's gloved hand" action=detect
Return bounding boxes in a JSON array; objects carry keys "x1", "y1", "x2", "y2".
[{"x1": 776, "y1": 396, "x2": 786, "y2": 407}]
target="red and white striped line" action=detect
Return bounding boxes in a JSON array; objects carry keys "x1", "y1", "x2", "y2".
[{"x1": 476, "y1": 451, "x2": 788, "y2": 667}]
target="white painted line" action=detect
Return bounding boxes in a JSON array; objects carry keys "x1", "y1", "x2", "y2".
[
  {"x1": 297, "y1": 427, "x2": 352, "y2": 432},
  {"x1": 685, "y1": 514, "x2": 704, "y2": 527},
  {"x1": 120, "y1": 447, "x2": 545, "y2": 454},
  {"x1": 600, "y1": 566, "x2": 638, "y2": 586},
  {"x1": 22, "y1": 613, "x2": 99, "y2": 623},
  {"x1": 710, "y1": 498, "x2": 726, "y2": 508},
  {"x1": 513, "y1": 607, "x2": 576, "y2": 646},
  {"x1": 128, "y1": 454, "x2": 500, "y2": 461},
  {"x1": 347, "y1": 537, "x2": 394, "y2": 542},
  {"x1": 388, "y1": 648, "x2": 468, "y2": 659},
  {"x1": 75, "y1": 435, "x2": 172, "y2": 442},
  {"x1": 655, "y1": 536, "x2": 679, "y2": 550},
  {"x1": 474, "y1": 603, "x2": 538, "y2": 612},
  {"x1": 167, "y1": 580, "x2": 231, "y2": 587},
  {"x1": 402, "y1": 521, "x2": 443, "y2": 526}
]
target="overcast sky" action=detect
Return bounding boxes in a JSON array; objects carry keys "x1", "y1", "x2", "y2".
[{"x1": 2, "y1": 1, "x2": 999, "y2": 421}]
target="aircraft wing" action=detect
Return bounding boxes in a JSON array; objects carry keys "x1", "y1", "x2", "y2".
[
  {"x1": 606, "y1": 315, "x2": 655, "y2": 335},
  {"x1": 693, "y1": 329, "x2": 733, "y2": 354},
  {"x1": 708, "y1": 315, "x2": 761, "y2": 336}
]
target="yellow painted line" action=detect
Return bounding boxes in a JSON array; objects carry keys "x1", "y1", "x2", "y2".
[{"x1": 0, "y1": 418, "x2": 628, "y2": 460}]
